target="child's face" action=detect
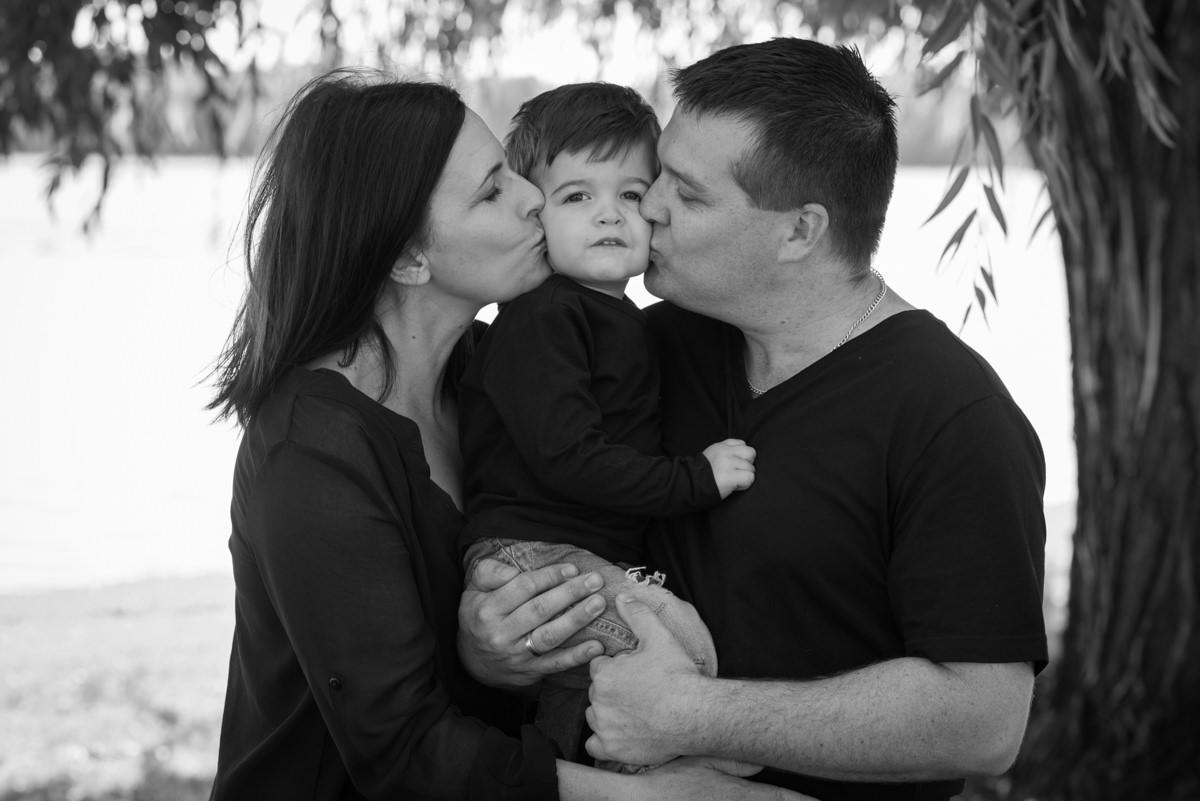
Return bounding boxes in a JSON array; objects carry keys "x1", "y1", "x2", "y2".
[{"x1": 531, "y1": 141, "x2": 656, "y2": 298}]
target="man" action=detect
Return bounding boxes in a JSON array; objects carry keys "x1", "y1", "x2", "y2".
[
  {"x1": 579, "y1": 38, "x2": 1048, "y2": 800},
  {"x1": 460, "y1": 38, "x2": 1047, "y2": 801}
]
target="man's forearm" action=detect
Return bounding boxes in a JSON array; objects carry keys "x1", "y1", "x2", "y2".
[{"x1": 667, "y1": 659, "x2": 1033, "y2": 782}]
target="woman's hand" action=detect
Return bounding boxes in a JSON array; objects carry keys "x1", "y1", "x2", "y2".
[
  {"x1": 458, "y1": 558, "x2": 607, "y2": 690},
  {"x1": 633, "y1": 758, "x2": 815, "y2": 801}
]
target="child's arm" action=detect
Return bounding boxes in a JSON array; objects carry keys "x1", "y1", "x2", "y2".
[
  {"x1": 703, "y1": 439, "x2": 756, "y2": 499},
  {"x1": 480, "y1": 302, "x2": 743, "y2": 515}
]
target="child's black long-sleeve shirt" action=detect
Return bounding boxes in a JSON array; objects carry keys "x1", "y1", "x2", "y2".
[{"x1": 458, "y1": 274, "x2": 720, "y2": 565}]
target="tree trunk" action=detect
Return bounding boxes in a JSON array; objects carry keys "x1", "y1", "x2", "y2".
[{"x1": 1000, "y1": 1, "x2": 1200, "y2": 798}]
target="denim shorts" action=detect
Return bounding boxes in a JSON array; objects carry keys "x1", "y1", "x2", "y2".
[{"x1": 463, "y1": 537, "x2": 718, "y2": 678}]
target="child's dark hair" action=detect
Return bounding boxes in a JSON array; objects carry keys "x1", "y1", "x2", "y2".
[{"x1": 505, "y1": 82, "x2": 660, "y2": 178}]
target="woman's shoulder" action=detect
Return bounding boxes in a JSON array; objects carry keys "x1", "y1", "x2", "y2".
[{"x1": 254, "y1": 367, "x2": 422, "y2": 462}]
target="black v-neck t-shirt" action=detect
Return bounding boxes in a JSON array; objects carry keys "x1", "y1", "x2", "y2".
[{"x1": 645, "y1": 303, "x2": 1048, "y2": 801}]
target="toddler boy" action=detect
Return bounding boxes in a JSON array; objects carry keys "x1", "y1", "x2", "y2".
[{"x1": 458, "y1": 83, "x2": 755, "y2": 763}]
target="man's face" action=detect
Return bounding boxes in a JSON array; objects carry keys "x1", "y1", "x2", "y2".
[{"x1": 639, "y1": 110, "x2": 783, "y2": 319}]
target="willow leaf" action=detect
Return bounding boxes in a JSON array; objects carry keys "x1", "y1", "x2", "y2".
[
  {"x1": 981, "y1": 264, "x2": 997, "y2": 301},
  {"x1": 938, "y1": 209, "x2": 977, "y2": 266},
  {"x1": 919, "y1": 50, "x2": 967, "y2": 95},
  {"x1": 969, "y1": 94, "x2": 984, "y2": 145},
  {"x1": 983, "y1": 184, "x2": 1008, "y2": 236},
  {"x1": 925, "y1": 166, "x2": 970, "y2": 225},
  {"x1": 974, "y1": 283, "x2": 992, "y2": 328},
  {"x1": 922, "y1": 1, "x2": 974, "y2": 57},
  {"x1": 1039, "y1": 38, "x2": 1057, "y2": 99},
  {"x1": 979, "y1": 0, "x2": 1015, "y2": 24},
  {"x1": 1030, "y1": 204, "x2": 1056, "y2": 244},
  {"x1": 979, "y1": 114, "x2": 1005, "y2": 189}
]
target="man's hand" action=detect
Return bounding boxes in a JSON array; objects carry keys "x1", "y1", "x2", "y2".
[
  {"x1": 702, "y1": 438, "x2": 756, "y2": 499},
  {"x1": 584, "y1": 594, "x2": 708, "y2": 765},
  {"x1": 458, "y1": 558, "x2": 607, "y2": 690}
]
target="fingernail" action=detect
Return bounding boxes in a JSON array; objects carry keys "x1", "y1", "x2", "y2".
[
  {"x1": 586, "y1": 596, "x2": 605, "y2": 614},
  {"x1": 617, "y1": 593, "x2": 633, "y2": 604},
  {"x1": 561, "y1": 565, "x2": 579, "y2": 578},
  {"x1": 584, "y1": 573, "x2": 603, "y2": 590}
]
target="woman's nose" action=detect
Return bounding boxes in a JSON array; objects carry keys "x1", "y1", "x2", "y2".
[{"x1": 514, "y1": 172, "x2": 544, "y2": 218}]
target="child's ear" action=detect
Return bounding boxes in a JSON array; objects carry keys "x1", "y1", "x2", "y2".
[
  {"x1": 777, "y1": 203, "x2": 829, "y2": 263},
  {"x1": 390, "y1": 250, "x2": 431, "y2": 286}
]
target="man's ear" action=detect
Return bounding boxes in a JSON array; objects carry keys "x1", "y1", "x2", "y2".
[
  {"x1": 778, "y1": 203, "x2": 829, "y2": 262},
  {"x1": 390, "y1": 250, "x2": 431, "y2": 286}
]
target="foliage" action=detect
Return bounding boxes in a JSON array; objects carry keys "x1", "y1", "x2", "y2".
[
  {"x1": 0, "y1": 0, "x2": 241, "y2": 225},
  {"x1": 1, "y1": 0, "x2": 956, "y2": 214}
]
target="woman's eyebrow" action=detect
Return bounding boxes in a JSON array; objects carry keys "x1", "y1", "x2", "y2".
[{"x1": 474, "y1": 162, "x2": 503, "y2": 194}]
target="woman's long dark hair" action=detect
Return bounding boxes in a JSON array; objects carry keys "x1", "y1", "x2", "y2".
[{"x1": 208, "y1": 70, "x2": 467, "y2": 426}]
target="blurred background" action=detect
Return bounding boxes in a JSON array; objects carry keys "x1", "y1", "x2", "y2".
[{"x1": 0, "y1": 1, "x2": 1194, "y2": 799}]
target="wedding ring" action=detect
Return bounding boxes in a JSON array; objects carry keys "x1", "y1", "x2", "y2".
[{"x1": 525, "y1": 633, "x2": 544, "y2": 657}]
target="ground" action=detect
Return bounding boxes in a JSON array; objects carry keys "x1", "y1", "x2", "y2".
[{"x1": 0, "y1": 575, "x2": 232, "y2": 801}]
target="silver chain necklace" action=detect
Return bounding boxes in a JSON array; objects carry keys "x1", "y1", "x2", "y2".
[{"x1": 747, "y1": 269, "x2": 888, "y2": 398}]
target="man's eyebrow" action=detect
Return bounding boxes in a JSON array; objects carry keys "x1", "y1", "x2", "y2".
[{"x1": 662, "y1": 162, "x2": 705, "y2": 193}]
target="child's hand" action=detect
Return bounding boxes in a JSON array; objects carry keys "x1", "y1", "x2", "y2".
[{"x1": 702, "y1": 438, "x2": 756, "y2": 499}]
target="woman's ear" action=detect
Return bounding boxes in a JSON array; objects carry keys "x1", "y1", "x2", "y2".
[
  {"x1": 777, "y1": 203, "x2": 829, "y2": 263},
  {"x1": 390, "y1": 250, "x2": 431, "y2": 286}
]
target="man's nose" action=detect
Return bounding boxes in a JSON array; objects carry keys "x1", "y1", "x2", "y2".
[{"x1": 640, "y1": 178, "x2": 667, "y2": 225}]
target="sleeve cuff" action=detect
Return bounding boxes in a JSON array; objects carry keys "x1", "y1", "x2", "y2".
[{"x1": 469, "y1": 725, "x2": 559, "y2": 801}]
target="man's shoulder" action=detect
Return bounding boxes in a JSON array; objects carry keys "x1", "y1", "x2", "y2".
[{"x1": 879, "y1": 310, "x2": 1014, "y2": 398}]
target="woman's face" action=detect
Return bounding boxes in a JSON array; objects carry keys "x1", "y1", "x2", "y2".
[{"x1": 420, "y1": 110, "x2": 550, "y2": 306}]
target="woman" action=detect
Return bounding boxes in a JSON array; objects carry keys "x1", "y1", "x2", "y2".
[{"x1": 207, "y1": 70, "x2": 800, "y2": 800}]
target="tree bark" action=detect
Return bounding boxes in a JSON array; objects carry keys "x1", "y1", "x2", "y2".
[{"x1": 999, "y1": 1, "x2": 1200, "y2": 797}]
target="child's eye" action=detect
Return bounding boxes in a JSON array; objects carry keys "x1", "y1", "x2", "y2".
[
  {"x1": 563, "y1": 192, "x2": 587, "y2": 203},
  {"x1": 621, "y1": 191, "x2": 643, "y2": 202}
]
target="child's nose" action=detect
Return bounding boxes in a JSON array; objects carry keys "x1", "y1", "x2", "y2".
[{"x1": 596, "y1": 205, "x2": 624, "y2": 225}]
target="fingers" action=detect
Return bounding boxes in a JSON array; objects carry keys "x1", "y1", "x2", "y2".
[
  {"x1": 713, "y1": 439, "x2": 756, "y2": 463},
  {"x1": 481, "y1": 562, "x2": 585, "y2": 617},
  {"x1": 731, "y1": 462, "x2": 755, "y2": 491},
  {"x1": 612, "y1": 595, "x2": 672, "y2": 646},
  {"x1": 529, "y1": 638, "x2": 605, "y2": 675},
  {"x1": 523, "y1": 588, "x2": 606, "y2": 655},
  {"x1": 465, "y1": 557, "x2": 522, "y2": 592}
]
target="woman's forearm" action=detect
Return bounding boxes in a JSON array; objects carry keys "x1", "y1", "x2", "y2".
[{"x1": 557, "y1": 761, "x2": 635, "y2": 801}]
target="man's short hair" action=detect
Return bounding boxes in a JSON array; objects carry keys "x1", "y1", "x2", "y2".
[
  {"x1": 506, "y1": 82, "x2": 660, "y2": 179},
  {"x1": 673, "y1": 38, "x2": 898, "y2": 271}
]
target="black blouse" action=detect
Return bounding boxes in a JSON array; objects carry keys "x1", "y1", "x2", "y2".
[{"x1": 210, "y1": 368, "x2": 558, "y2": 800}]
